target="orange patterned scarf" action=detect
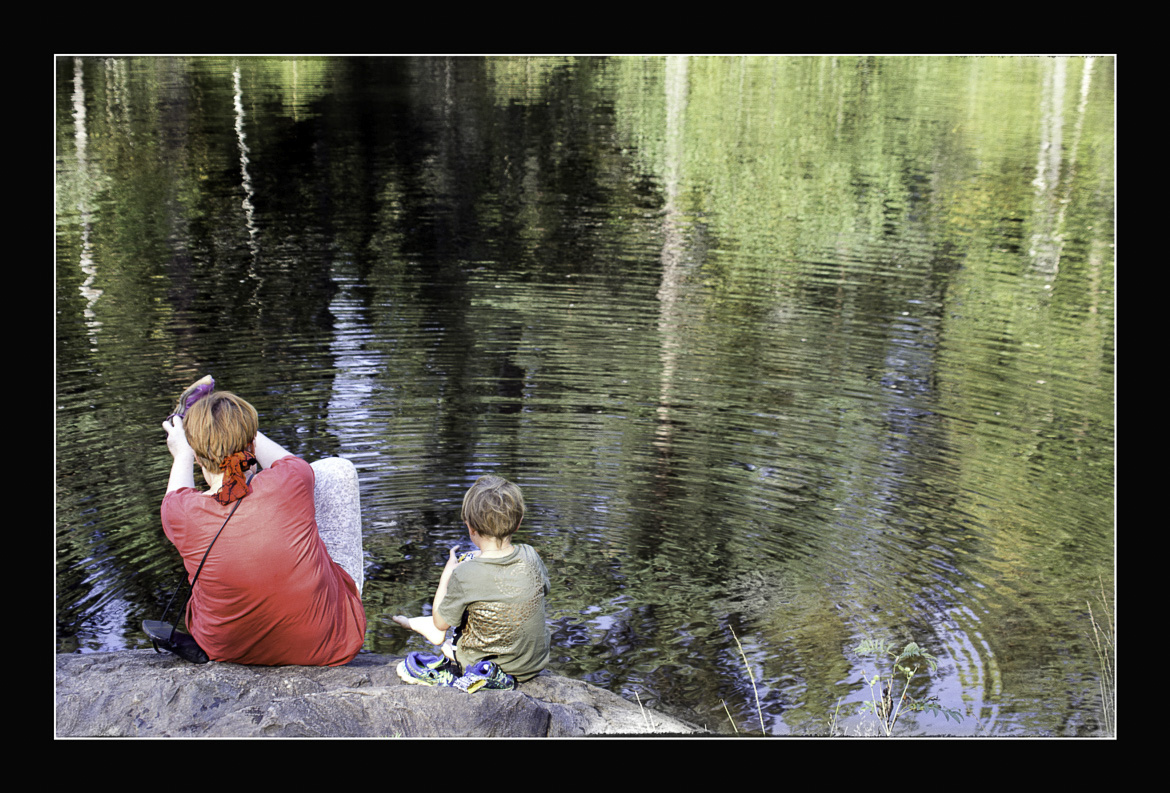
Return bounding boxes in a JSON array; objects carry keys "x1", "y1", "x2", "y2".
[{"x1": 214, "y1": 447, "x2": 257, "y2": 505}]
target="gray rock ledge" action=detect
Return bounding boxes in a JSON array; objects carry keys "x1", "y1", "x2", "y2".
[{"x1": 55, "y1": 651, "x2": 703, "y2": 738}]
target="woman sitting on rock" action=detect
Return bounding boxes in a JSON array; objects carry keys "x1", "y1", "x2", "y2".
[{"x1": 159, "y1": 383, "x2": 366, "y2": 666}]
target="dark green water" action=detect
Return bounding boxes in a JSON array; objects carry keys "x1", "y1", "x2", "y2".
[{"x1": 56, "y1": 55, "x2": 1115, "y2": 736}]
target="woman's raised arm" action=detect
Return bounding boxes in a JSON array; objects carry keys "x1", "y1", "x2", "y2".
[{"x1": 253, "y1": 430, "x2": 294, "y2": 469}]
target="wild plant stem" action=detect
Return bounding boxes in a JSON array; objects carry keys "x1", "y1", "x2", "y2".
[
  {"x1": 1088, "y1": 575, "x2": 1115, "y2": 737},
  {"x1": 828, "y1": 697, "x2": 843, "y2": 736},
  {"x1": 634, "y1": 689, "x2": 652, "y2": 731},
  {"x1": 722, "y1": 699, "x2": 739, "y2": 734},
  {"x1": 729, "y1": 625, "x2": 765, "y2": 734},
  {"x1": 863, "y1": 671, "x2": 890, "y2": 736},
  {"x1": 888, "y1": 665, "x2": 916, "y2": 735}
]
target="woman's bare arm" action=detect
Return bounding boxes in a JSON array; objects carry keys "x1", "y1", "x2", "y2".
[
  {"x1": 163, "y1": 417, "x2": 196, "y2": 494},
  {"x1": 253, "y1": 430, "x2": 294, "y2": 469}
]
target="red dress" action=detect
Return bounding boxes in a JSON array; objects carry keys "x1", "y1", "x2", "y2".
[{"x1": 161, "y1": 456, "x2": 366, "y2": 666}]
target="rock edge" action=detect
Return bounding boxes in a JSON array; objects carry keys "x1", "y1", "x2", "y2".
[{"x1": 56, "y1": 650, "x2": 703, "y2": 738}]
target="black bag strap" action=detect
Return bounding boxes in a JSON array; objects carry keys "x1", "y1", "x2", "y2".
[{"x1": 160, "y1": 470, "x2": 255, "y2": 636}]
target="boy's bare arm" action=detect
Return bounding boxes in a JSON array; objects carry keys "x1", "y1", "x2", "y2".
[
  {"x1": 392, "y1": 547, "x2": 462, "y2": 644},
  {"x1": 430, "y1": 547, "x2": 460, "y2": 632}
]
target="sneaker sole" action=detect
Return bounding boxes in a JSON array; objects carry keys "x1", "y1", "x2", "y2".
[
  {"x1": 396, "y1": 659, "x2": 453, "y2": 687},
  {"x1": 396, "y1": 660, "x2": 427, "y2": 685}
]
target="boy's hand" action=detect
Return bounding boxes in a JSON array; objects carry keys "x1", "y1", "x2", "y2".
[
  {"x1": 452, "y1": 546, "x2": 482, "y2": 564},
  {"x1": 442, "y1": 545, "x2": 478, "y2": 574}
]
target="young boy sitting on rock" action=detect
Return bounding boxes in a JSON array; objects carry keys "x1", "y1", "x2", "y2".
[{"x1": 393, "y1": 475, "x2": 551, "y2": 692}]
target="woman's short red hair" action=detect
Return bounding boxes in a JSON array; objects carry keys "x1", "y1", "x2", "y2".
[{"x1": 183, "y1": 391, "x2": 258, "y2": 474}]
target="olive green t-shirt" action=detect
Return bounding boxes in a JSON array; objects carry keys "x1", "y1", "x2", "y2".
[{"x1": 437, "y1": 543, "x2": 551, "y2": 682}]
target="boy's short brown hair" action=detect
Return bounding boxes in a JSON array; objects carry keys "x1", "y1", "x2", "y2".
[
  {"x1": 183, "y1": 391, "x2": 259, "y2": 474},
  {"x1": 461, "y1": 475, "x2": 525, "y2": 539}
]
